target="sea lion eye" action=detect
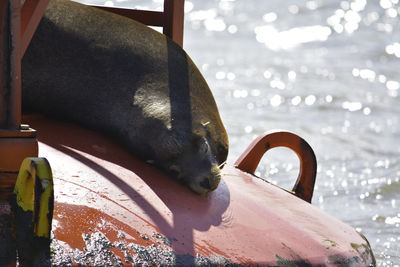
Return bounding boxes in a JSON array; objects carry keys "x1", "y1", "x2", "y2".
[
  {"x1": 168, "y1": 165, "x2": 181, "y2": 177},
  {"x1": 199, "y1": 141, "x2": 209, "y2": 155}
]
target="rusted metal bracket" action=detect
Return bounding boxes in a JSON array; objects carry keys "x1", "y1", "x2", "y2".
[{"x1": 234, "y1": 132, "x2": 317, "y2": 203}]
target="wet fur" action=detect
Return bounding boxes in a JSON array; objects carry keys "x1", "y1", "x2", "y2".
[{"x1": 22, "y1": 0, "x2": 228, "y2": 194}]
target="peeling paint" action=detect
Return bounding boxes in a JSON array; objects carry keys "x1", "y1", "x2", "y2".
[{"x1": 50, "y1": 230, "x2": 247, "y2": 266}]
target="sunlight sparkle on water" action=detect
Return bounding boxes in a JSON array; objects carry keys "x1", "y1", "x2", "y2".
[
  {"x1": 263, "y1": 12, "x2": 277, "y2": 23},
  {"x1": 288, "y1": 5, "x2": 299, "y2": 14},
  {"x1": 385, "y1": 216, "x2": 400, "y2": 225},
  {"x1": 351, "y1": 0, "x2": 367, "y2": 12},
  {"x1": 244, "y1": 125, "x2": 253, "y2": 133},
  {"x1": 184, "y1": 1, "x2": 194, "y2": 13},
  {"x1": 227, "y1": 72, "x2": 236, "y2": 80},
  {"x1": 189, "y1": 9, "x2": 217, "y2": 21},
  {"x1": 270, "y1": 95, "x2": 283, "y2": 107},
  {"x1": 325, "y1": 95, "x2": 333, "y2": 103},
  {"x1": 352, "y1": 68, "x2": 376, "y2": 82},
  {"x1": 104, "y1": 1, "x2": 114, "y2": 6},
  {"x1": 227, "y1": 25, "x2": 238, "y2": 34},
  {"x1": 341, "y1": 1, "x2": 350, "y2": 10},
  {"x1": 288, "y1": 71, "x2": 296, "y2": 81},
  {"x1": 386, "y1": 42, "x2": 400, "y2": 57},
  {"x1": 380, "y1": 0, "x2": 393, "y2": 9},
  {"x1": 233, "y1": 89, "x2": 248, "y2": 98},
  {"x1": 204, "y1": 18, "x2": 226, "y2": 32},
  {"x1": 263, "y1": 70, "x2": 272, "y2": 79},
  {"x1": 363, "y1": 107, "x2": 371, "y2": 115},
  {"x1": 305, "y1": 95, "x2": 316, "y2": 106},
  {"x1": 255, "y1": 25, "x2": 331, "y2": 51},
  {"x1": 342, "y1": 101, "x2": 362, "y2": 112},
  {"x1": 270, "y1": 79, "x2": 286, "y2": 90},
  {"x1": 386, "y1": 8, "x2": 398, "y2": 17},
  {"x1": 386, "y1": 80, "x2": 400, "y2": 90},
  {"x1": 216, "y1": 71, "x2": 226, "y2": 80},
  {"x1": 306, "y1": 1, "x2": 318, "y2": 10},
  {"x1": 250, "y1": 89, "x2": 261, "y2": 97},
  {"x1": 291, "y1": 96, "x2": 301, "y2": 106},
  {"x1": 379, "y1": 74, "x2": 387, "y2": 83},
  {"x1": 345, "y1": 10, "x2": 361, "y2": 24},
  {"x1": 327, "y1": 2, "x2": 366, "y2": 35}
]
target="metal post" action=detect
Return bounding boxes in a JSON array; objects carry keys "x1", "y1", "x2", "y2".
[
  {"x1": 0, "y1": 0, "x2": 21, "y2": 129},
  {"x1": 163, "y1": 0, "x2": 185, "y2": 47},
  {"x1": 0, "y1": 0, "x2": 38, "y2": 173}
]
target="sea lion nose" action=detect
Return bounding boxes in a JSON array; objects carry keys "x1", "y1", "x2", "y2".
[{"x1": 200, "y1": 178, "x2": 211, "y2": 189}]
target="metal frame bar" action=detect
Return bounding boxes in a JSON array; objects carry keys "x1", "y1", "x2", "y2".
[{"x1": 94, "y1": 0, "x2": 185, "y2": 47}]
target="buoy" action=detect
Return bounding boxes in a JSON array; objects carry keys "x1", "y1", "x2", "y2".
[{"x1": 24, "y1": 115, "x2": 375, "y2": 266}]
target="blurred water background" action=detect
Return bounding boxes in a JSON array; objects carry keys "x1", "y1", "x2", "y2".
[{"x1": 78, "y1": 0, "x2": 400, "y2": 265}]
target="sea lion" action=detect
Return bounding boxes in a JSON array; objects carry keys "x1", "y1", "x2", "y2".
[{"x1": 22, "y1": 0, "x2": 228, "y2": 194}]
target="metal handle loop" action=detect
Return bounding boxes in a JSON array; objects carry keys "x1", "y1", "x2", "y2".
[{"x1": 234, "y1": 132, "x2": 317, "y2": 203}]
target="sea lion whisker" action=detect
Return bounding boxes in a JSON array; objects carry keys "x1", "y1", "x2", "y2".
[{"x1": 218, "y1": 161, "x2": 227, "y2": 169}]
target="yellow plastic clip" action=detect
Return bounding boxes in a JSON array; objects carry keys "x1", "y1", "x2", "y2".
[{"x1": 13, "y1": 157, "x2": 54, "y2": 238}]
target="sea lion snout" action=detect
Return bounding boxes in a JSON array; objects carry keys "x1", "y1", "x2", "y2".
[
  {"x1": 166, "y1": 160, "x2": 221, "y2": 194},
  {"x1": 162, "y1": 136, "x2": 223, "y2": 194},
  {"x1": 187, "y1": 164, "x2": 221, "y2": 195}
]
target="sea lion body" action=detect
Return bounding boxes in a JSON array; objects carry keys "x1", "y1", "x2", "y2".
[{"x1": 22, "y1": 0, "x2": 228, "y2": 194}]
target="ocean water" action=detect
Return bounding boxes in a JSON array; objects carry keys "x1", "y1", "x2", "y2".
[{"x1": 78, "y1": 0, "x2": 400, "y2": 265}]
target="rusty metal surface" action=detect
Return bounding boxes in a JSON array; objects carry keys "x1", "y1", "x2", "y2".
[
  {"x1": 0, "y1": 135, "x2": 38, "y2": 172},
  {"x1": 24, "y1": 115, "x2": 374, "y2": 266},
  {"x1": 235, "y1": 131, "x2": 317, "y2": 203},
  {"x1": 0, "y1": 173, "x2": 18, "y2": 200}
]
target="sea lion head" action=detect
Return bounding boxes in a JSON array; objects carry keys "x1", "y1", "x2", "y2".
[{"x1": 156, "y1": 126, "x2": 226, "y2": 195}]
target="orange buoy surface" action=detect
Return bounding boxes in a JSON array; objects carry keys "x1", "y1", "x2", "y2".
[{"x1": 25, "y1": 114, "x2": 374, "y2": 266}]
